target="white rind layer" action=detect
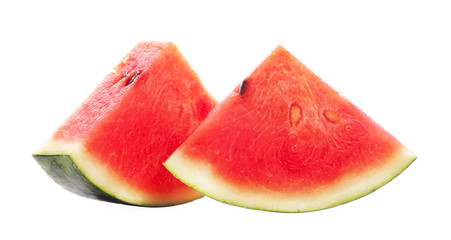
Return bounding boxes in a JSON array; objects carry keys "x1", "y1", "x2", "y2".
[
  {"x1": 164, "y1": 147, "x2": 416, "y2": 212},
  {"x1": 35, "y1": 138, "x2": 203, "y2": 206}
]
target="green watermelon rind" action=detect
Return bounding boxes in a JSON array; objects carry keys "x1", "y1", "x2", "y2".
[
  {"x1": 32, "y1": 154, "x2": 128, "y2": 204},
  {"x1": 33, "y1": 139, "x2": 203, "y2": 206},
  {"x1": 164, "y1": 147, "x2": 416, "y2": 213}
]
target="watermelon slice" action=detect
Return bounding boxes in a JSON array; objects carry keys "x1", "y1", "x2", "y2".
[
  {"x1": 164, "y1": 46, "x2": 416, "y2": 212},
  {"x1": 33, "y1": 41, "x2": 216, "y2": 206}
]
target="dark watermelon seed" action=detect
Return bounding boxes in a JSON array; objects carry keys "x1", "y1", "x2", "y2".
[
  {"x1": 123, "y1": 71, "x2": 129, "y2": 78},
  {"x1": 127, "y1": 71, "x2": 140, "y2": 86},
  {"x1": 239, "y1": 79, "x2": 248, "y2": 95}
]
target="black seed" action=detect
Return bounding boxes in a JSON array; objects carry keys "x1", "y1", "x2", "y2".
[
  {"x1": 239, "y1": 79, "x2": 248, "y2": 95},
  {"x1": 127, "y1": 71, "x2": 140, "y2": 85},
  {"x1": 123, "y1": 71, "x2": 129, "y2": 78}
]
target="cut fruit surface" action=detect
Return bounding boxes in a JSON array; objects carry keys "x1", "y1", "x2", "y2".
[
  {"x1": 33, "y1": 41, "x2": 217, "y2": 206},
  {"x1": 164, "y1": 46, "x2": 416, "y2": 212}
]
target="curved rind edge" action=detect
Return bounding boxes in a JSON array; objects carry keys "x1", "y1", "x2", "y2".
[
  {"x1": 32, "y1": 154, "x2": 127, "y2": 204},
  {"x1": 33, "y1": 139, "x2": 203, "y2": 207},
  {"x1": 164, "y1": 148, "x2": 417, "y2": 213}
]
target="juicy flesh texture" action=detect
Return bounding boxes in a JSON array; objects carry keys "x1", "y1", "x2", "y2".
[
  {"x1": 53, "y1": 42, "x2": 216, "y2": 200},
  {"x1": 181, "y1": 46, "x2": 402, "y2": 194}
]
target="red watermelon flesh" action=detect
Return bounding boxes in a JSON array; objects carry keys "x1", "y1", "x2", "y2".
[
  {"x1": 164, "y1": 46, "x2": 416, "y2": 212},
  {"x1": 33, "y1": 42, "x2": 216, "y2": 206}
]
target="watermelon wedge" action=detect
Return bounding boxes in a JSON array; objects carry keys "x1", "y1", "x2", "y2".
[
  {"x1": 164, "y1": 46, "x2": 416, "y2": 212},
  {"x1": 33, "y1": 41, "x2": 216, "y2": 206}
]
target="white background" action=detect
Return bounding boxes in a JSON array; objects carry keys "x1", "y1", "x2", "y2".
[{"x1": 1, "y1": 0, "x2": 450, "y2": 239}]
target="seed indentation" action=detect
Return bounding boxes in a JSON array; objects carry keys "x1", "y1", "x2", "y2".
[
  {"x1": 323, "y1": 109, "x2": 340, "y2": 123},
  {"x1": 289, "y1": 103, "x2": 302, "y2": 128}
]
